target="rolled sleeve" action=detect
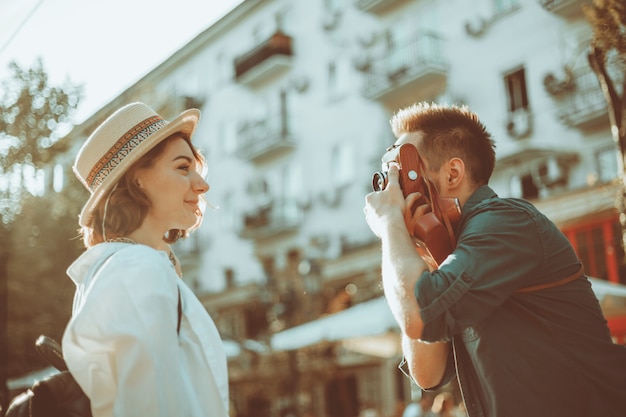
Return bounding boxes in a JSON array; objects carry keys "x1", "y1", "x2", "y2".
[
  {"x1": 415, "y1": 199, "x2": 545, "y2": 343},
  {"x1": 416, "y1": 270, "x2": 473, "y2": 342}
]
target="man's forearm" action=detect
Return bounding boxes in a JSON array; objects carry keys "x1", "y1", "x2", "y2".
[
  {"x1": 381, "y1": 222, "x2": 450, "y2": 388},
  {"x1": 380, "y1": 218, "x2": 427, "y2": 340},
  {"x1": 402, "y1": 335, "x2": 450, "y2": 389}
]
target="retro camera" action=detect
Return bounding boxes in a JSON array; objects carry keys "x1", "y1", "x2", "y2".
[{"x1": 371, "y1": 143, "x2": 461, "y2": 268}]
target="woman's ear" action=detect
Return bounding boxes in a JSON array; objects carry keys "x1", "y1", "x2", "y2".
[{"x1": 132, "y1": 172, "x2": 143, "y2": 189}]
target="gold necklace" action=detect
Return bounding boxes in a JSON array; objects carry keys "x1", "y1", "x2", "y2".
[
  {"x1": 107, "y1": 237, "x2": 179, "y2": 274},
  {"x1": 107, "y1": 237, "x2": 136, "y2": 244}
]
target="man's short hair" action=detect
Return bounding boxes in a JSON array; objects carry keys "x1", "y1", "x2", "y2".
[{"x1": 390, "y1": 102, "x2": 496, "y2": 186}]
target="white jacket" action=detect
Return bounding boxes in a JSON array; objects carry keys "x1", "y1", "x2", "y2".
[{"x1": 62, "y1": 242, "x2": 228, "y2": 417}]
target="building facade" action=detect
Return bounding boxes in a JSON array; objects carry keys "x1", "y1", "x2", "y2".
[{"x1": 58, "y1": 0, "x2": 624, "y2": 416}]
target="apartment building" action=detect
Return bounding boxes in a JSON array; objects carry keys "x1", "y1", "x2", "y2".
[{"x1": 56, "y1": 0, "x2": 624, "y2": 416}]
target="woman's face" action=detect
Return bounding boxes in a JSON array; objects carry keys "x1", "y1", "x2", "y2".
[{"x1": 134, "y1": 136, "x2": 209, "y2": 233}]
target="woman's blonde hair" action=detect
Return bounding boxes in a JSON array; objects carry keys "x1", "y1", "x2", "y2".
[{"x1": 80, "y1": 133, "x2": 206, "y2": 248}]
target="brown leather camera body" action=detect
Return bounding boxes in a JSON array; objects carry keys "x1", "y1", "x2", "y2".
[{"x1": 373, "y1": 143, "x2": 461, "y2": 269}]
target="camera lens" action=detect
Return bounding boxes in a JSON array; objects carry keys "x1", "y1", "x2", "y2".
[{"x1": 372, "y1": 172, "x2": 387, "y2": 192}]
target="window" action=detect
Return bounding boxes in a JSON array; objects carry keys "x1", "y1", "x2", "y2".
[
  {"x1": 504, "y1": 67, "x2": 529, "y2": 112},
  {"x1": 215, "y1": 52, "x2": 232, "y2": 85},
  {"x1": 285, "y1": 161, "x2": 304, "y2": 201},
  {"x1": 278, "y1": 163, "x2": 301, "y2": 221},
  {"x1": 220, "y1": 121, "x2": 238, "y2": 155},
  {"x1": 261, "y1": 256, "x2": 275, "y2": 284},
  {"x1": 326, "y1": 375, "x2": 358, "y2": 417},
  {"x1": 332, "y1": 142, "x2": 354, "y2": 185},
  {"x1": 224, "y1": 268, "x2": 235, "y2": 288},
  {"x1": 510, "y1": 172, "x2": 539, "y2": 200},
  {"x1": 219, "y1": 309, "x2": 246, "y2": 340},
  {"x1": 327, "y1": 59, "x2": 349, "y2": 100},
  {"x1": 252, "y1": 22, "x2": 265, "y2": 43},
  {"x1": 324, "y1": 0, "x2": 341, "y2": 13},
  {"x1": 509, "y1": 174, "x2": 523, "y2": 198},
  {"x1": 220, "y1": 192, "x2": 236, "y2": 229},
  {"x1": 494, "y1": 0, "x2": 519, "y2": 13},
  {"x1": 596, "y1": 146, "x2": 619, "y2": 183},
  {"x1": 357, "y1": 368, "x2": 383, "y2": 406},
  {"x1": 328, "y1": 61, "x2": 340, "y2": 98},
  {"x1": 563, "y1": 219, "x2": 625, "y2": 284}
]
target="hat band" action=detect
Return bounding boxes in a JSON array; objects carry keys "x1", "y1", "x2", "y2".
[{"x1": 86, "y1": 115, "x2": 167, "y2": 191}]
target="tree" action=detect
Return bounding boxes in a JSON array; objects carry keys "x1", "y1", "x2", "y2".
[
  {"x1": 0, "y1": 58, "x2": 82, "y2": 410},
  {"x1": 585, "y1": 0, "x2": 626, "y2": 283}
]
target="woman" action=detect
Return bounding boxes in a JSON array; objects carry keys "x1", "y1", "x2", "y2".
[{"x1": 62, "y1": 102, "x2": 228, "y2": 416}]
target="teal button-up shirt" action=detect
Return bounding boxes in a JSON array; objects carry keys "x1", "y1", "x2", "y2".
[{"x1": 413, "y1": 185, "x2": 626, "y2": 417}]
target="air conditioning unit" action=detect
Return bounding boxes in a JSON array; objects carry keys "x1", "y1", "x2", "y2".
[
  {"x1": 506, "y1": 109, "x2": 532, "y2": 139},
  {"x1": 352, "y1": 54, "x2": 372, "y2": 72},
  {"x1": 320, "y1": 187, "x2": 341, "y2": 207},
  {"x1": 322, "y1": 10, "x2": 341, "y2": 31},
  {"x1": 357, "y1": 31, "x2": 378, "y2": 48}
]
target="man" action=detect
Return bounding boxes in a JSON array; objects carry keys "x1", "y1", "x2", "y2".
[{"x1": 364, "y1": 102, "x2": 626, "y2": 417}]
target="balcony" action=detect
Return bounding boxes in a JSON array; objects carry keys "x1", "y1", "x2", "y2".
[
  {"x1": 361, "y1": 32, "x2": 448, "y2": 108},
  {"x1": 354, "y1": 0, "x2": 410, "y2": 14},
  {"x1": 234, "y1": 31, "x2": 293, "y2": 87},
  {"x1": 556, "y1": 65, "x2": 616, "y2": 130},
  {"x1": 539, "y1": 0, "x2": 591, "y2": 18},
  {"x1": 239, "y1": 199, "x2": 302, "y2": 240},
  {"x1": 496, "y1": 145, "x2": 578, "y2": 173},
  {"x1": 236, "y1": 115, "x2": 295, "y2": 163}
]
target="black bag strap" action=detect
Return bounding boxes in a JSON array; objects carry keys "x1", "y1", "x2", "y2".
[{"x1": 177, "y1": 287, "x2": 182, "y2": 335}]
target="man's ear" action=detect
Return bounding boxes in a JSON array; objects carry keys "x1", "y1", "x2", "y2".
[{"x1": 446, "y1": 158, "x2": 465, "y2": 189}]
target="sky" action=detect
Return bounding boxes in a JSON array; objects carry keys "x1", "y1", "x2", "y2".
[{"x1": 0, "y1": 0, "x2": 244, "y2": 123}]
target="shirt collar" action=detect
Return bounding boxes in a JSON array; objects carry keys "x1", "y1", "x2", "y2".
[
  {"x1": 66, "y1": 242, "x2": 131, "y2": 285},
  {"x1": 462, "y1": 184, "x2": 498, "y2": 213}
]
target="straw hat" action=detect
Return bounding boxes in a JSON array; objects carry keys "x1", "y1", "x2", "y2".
[{"x1": 74, "y1": 102, "x2": 200, "y2": 227}]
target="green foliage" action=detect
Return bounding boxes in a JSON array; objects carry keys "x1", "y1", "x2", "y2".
[
  {"x1": 0, "y1": 58, "x2": 82, "y2": 225},
  {"x1": 585, "y1": 0, "x2": 626, "y2": 279},
  {"x1": 584, "y1": 0, "x2": 626, "y2": 64},
  {"x1": 0, "y1": 59, "x2": 85, "y2": 383},
  {"x1": 6, "y1": 184, "x2": 85, "y2": 377}
]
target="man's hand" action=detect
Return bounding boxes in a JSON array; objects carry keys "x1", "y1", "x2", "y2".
[
  {"x1": 403, "y1": 191, "x2": 432, "y2": 237},
  {"x1": 365, "y1": 165, "x2": 431, "y2": 240},
  {"x1": 364, "y1": 165, "x2": 407, "y2": 238}
]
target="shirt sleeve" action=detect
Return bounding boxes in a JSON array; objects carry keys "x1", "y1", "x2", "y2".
[
  {"x1": 416, "y1": 200, "x2": 545, "y2": 342},
  {"x1": 62, "y1": 246, "x2": 190, "y2": 417}
]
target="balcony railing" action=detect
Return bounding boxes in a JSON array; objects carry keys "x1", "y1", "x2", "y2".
[
  {"x1": 239, "y1": 199, "x2": 302, "y2": 240},
  {"x1": 361, "y1": 32, "x2": 448, "y2": 108},
  {"x1": 556, "y1": 63, "x2": 623, "y2": 130},
  {"x1": 354, "y1": 0, "x2": 410, "y2": 14},
  {"x1": 234, "y1": 31, "x2": 293, "y2": 87},
  {"x1": 539, "y1": 0, "x2": 591, "y2": 17},
  {"x1": 236, "y1": 115, "x2": 295, "y2": 162}
]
